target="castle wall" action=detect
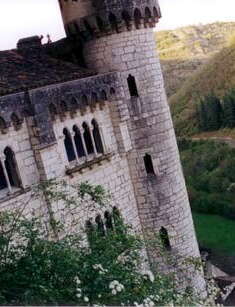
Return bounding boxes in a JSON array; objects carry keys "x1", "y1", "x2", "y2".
[
  {"x1": 0, "y1": 120, "x2": 45, "y2": 216},
  {"x1": 83, "y1": 28, "x2": 205, "y2": 291},
  {"x1": 0, "y1": 93, "x2": 141, "y2": 235},
  {"x1": 48, "y1": 104, "x2": 141, "y2": 231}
]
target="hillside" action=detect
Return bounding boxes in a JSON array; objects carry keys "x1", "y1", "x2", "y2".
[
  {"x1": 169, "y1": 37, "x2": 235, "y2": 136},
  {"x1": 155, "y1": 22, "x2": 235, "y2": 97}
]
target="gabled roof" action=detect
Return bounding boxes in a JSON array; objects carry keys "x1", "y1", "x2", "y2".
[{"x1": 0, "y1": 36, "x2": 94, "y2": 96}]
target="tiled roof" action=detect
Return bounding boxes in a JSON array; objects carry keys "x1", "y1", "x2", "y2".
[{"x1": 0, "y1": 37, "x2": 94, "y2": 96}]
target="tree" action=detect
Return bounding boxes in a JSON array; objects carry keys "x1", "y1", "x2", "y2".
[
  {"x1": 0, "y1": 180, "x2": 218, "y2": 306},
  {"x1": 222, "y1": 89, "x2": 235, "y2": 128}
]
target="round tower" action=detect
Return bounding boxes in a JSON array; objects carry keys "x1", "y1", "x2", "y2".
[{"x1": 59, "y1": 0, "x2": 205, "y2": 292}]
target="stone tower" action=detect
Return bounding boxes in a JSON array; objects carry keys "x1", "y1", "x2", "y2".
[{"x1": 58, "y1": 0, "x2": 205, "y2": 291}]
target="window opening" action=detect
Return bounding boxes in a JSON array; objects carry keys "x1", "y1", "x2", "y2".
[
  {"x1": 144, "y1": 153, "x2": 155, "y2": 174},
  {"x1": 127, "y1": 74, "x2": 139, "y2": 97},
  {"x1": 160, "y1": 227, "x2": 171, "y2": 250},
  {"x1": 73, "y1": 126, "x2": 85, "y2": 158},
  {"x1": 82, "y1": 123, "x2": 94, "y2": 155},
  {"x1": 92, "y1": 119, "x2": 104, "y2": 154},
  {"x1": 63, "y1": 128, "x2": 76, "y2": 162},
  {"x1": 4, "y1": 147, "x2": 21, "y2": 188}
]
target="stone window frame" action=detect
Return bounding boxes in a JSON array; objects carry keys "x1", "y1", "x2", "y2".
[
  {"x1": 0, "y1": 144, "x2": 24, "y2": 198},
  {"x1": 62, "y1": 118, "x2": 107, "y2": 167}
]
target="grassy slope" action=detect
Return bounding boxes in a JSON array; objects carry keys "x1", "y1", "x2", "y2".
[
  {"x1": 169, "y1": 39, "x2": 235, "y2": 136},
  {"x1": 193, "y1": 213, "x2": 235, "y2": 255},
  {"x1": 155, "y1": 22, "x2": 235, "y2": 98}
]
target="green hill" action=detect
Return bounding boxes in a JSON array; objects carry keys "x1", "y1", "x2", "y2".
[
  {"x1": 155, "y1": 22, "x2": 235, "y2": 97},
  {"x1": 169, "y1": 37, "x2": 235, "y2": 136}
]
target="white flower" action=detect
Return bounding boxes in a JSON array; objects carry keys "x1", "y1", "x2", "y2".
[
  {"x1": 141, "y1": 270, "x2": 155, "y2": 283},
  {"x1": 93, "y1": 264, "x2": 107, "y2": 274},
  {"x1": 74, "y1": 276, "x2": 81, "y2": 285},
  {"x1": 84, "y1": 296, "x2": 89, "y2": 302},
  {"x1": 109, "y1": 280, "x2": 119, "y2": 289},
  {"x1": 98, "y1": 294, "x2": 102, "y2": 298},
  {"x1": 112, "y1": 289, "x2": 117, "y2": 295},
  {"x1": 76, "y1": 293, "x2": 82, "y2": 298}
]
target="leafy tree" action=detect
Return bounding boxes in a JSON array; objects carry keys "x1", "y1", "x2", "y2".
[
  {"x1": 222, "y1": 89, "x2": 235, "y2": 128},
  {"x1": 0, "y1": 181, "x2": 217, "y2": 306}
]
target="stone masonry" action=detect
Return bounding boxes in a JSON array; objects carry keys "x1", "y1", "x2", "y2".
[{"x1": 0, "y1": 0, "x2": 205, "y2": 294}]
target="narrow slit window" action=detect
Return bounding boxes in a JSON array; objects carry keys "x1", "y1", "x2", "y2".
[
  {"x1": 82, "y1": 123, "x2": 94, "y2": 155},
  {"x1": 160, "y1": 227, "x2": 171, "y2": 251},
  {"x1": 63, "y1": 128, "x2": 76, "y2": 162},
  {"x1": 92, "y1": 119, "x2": 104, "y2": 154},
  {"x1": 73, "y1": 126, "x2": 85, "y2": 158},
  {"x1": 127, "y1": 74, "x2": 139, "y2": 97},
  {"x1": 144, "y1": 154, "x2": 155, "y2": 175},
  {"x1": 4, "y1": 147, "x2": 21, "y2": 188}
]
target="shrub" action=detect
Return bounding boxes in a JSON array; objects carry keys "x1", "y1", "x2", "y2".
[{"x1": 0, "y1": 181, "x2": 215, "y2": 306}]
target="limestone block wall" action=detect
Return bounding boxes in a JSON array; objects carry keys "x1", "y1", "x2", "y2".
[
  {"x1": 0, "y1": 120, "x2": 44, "y2": 216},
  {"x1": 83, "y1": 28, "x2": 205, "y2": 291},
  {"x1": 49, "y1": 104, "x2": 142, "y2": 231}
]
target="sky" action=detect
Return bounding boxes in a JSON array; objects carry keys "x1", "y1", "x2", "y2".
[{"x1": 0, "y1": 0, "x2": 235, "y2": 50}]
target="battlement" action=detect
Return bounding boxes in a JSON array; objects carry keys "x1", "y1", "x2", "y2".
[{"x1": 59, "y1": 0, "x2": 161, "y2": 39}]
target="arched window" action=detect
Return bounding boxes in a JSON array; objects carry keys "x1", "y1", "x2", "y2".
[
  {"x1": 144, "y1": 153, "x2": 155, "y2": 175},
  {"x1": 82, "y1": 123, "x2": 94, "y2": 155},
  {"x1": 73, "y1": 125, "x2": 85, "y2": 158},
  {"x1": 63, "y1": 128, "x2": 76, "y2": 162},
  {"x1": 95, "y1": 215, "x2": 105, "y2": 236},
  {"x1": 0, "y1": 161, "x2": 7, "y2": 190},
  {"x1": 109, "y1": 13, "x2": 118, "y2": 32},
  {"x1": 160, "y1": 227, "x2": 171, "y2": 251},
  {"x1": 104, "y1": 211, "x2": 113, "y2": 230},
  {"x1": 127, "y1": 74, "x2": 139, "y2": 97},
  {"x1": 11, "y1": 113, "x2": 22, "y2": 131},
  {"x1": 92, "y1": 119, "x2": 104, "y2": 154},
  {"x1": 134, "y1": 8, "x2": 142, "y2": 28},
  {"x1": 4, "y1": 147, "x2": 21, "y2": 188}
]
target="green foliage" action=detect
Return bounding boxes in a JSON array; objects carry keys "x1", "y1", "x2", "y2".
[
  {"x1": 223, "y1": 89, "x2": 235, "y2": 128},
  {"x1": 170, "y1": 34, "x2": 235, "y2": 136},
  {"x1": 198, "y1": 95, "x2": 223, "y2": 131},
  {"x1": 0, "y1": 181, "x2": 210, "y2": 306},
  {"x1": 179, "y1": 139, "x2": 235, "y2": 218},
  {"x1": 193, "y1": 213, "x2": 235, "y2": 255}
]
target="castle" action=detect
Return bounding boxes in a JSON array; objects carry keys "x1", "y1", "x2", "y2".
[{"x1": 0, "y1": 0, "x2": 204, "y2": 291}]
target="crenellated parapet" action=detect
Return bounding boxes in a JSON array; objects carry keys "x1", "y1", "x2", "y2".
[{"x1": 59, "y1": 0, "x2": 161, "y2": 40}]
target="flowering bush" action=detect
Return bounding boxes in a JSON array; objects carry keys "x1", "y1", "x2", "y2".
[{"x1": 0, "y1": 181, "x2": 219, "y2": 306}]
